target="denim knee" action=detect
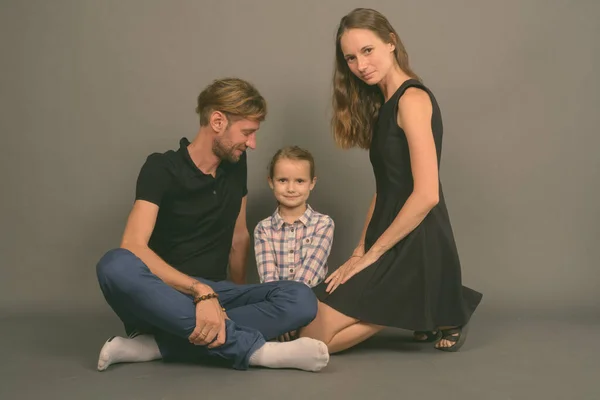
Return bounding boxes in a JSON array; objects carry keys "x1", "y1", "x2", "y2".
[
  {"x1": 284, "y1": 281, "x2": 318, "y2": 327},
  {"x1": 96, "y1": 248, "x2": 138, "y2": 289}
]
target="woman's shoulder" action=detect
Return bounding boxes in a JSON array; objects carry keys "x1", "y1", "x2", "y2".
[
  {"x1": 398, "y1": 85, "x2": 432, "y2": 107},
  {"x1": 396, "y1": 84, "x2": 435, "y2": 126}
]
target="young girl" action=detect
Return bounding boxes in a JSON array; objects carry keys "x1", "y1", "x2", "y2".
[{"x1": 254, "y1": 146, "x2": 335, "y2": 289}]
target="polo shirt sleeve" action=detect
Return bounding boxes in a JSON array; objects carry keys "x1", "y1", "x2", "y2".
[{"x1": 135, "y1": 153, "x2": 172, "y2": 206}]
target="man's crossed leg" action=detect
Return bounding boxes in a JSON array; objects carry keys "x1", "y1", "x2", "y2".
[{"x1": 96, "y1": 248, "x2": 329, "y2": 371}]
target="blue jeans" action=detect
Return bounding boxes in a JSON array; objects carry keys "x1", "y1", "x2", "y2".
[{"x1": 96, "y1": 248, "x2": 318, "y2": 370}]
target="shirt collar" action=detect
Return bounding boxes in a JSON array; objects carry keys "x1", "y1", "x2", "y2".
[
  {"x1": 270, "y1": 204, "x2": 314, "y2": 230},
  {"x1": 179, "y1": 137, "x2": 229, "y2": 178}
]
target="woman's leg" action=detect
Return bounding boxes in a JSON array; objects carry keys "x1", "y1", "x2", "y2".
[
  {"x1": 299, "y1": 301, "x2": 356, "y2": 343},
  {"x1": 326, "y1": 322, "x2": 384, "y2": 353},
  {"x1": 299, "y1": 301, "x2": 384, "y2": 353}
]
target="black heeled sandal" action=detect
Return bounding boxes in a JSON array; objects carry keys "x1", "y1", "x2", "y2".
[
  {"x1": 413, "y1": 330, "x2": 441, "y2": 342},
  {"x1": 435, "y1": 324, "x2": 469, "y2": 352}
]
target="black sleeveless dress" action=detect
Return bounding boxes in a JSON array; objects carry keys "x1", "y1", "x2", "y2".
[{"x1": 314, "y1": 79, "x2": 482, "y2": 330}]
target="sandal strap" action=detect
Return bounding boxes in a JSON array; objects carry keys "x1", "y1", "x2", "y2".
[
  {"x1": 439, "y1": 335, "x2": 459, "y2": 343},
  {"x1": 414, "y1": 330, "x2": 438, "y2": 339},
  {"x1": 415, "y1": 330, "x2": 437, "y2": 335},
  {"x1": 441, "y1": 327, "x2": 462, "y2": 336}
]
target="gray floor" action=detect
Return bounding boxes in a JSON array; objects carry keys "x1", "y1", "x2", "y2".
[{"x1": 1, "y1": 304, "x2": 598, "y2": 400}]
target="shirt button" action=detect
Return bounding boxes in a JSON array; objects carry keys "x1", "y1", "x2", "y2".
[
  {"x1": 289, "y1": 269, "x2": 294, "y2": 273},
  {"x1": 289, "y1": 249, "x2": 294, "y2": 253},
  {"x1": 213, "y1": 190, "x2": 216, "y2": 195},
  {"x1": 290, "y1": 228, "x2": 294, "y2": 232}
]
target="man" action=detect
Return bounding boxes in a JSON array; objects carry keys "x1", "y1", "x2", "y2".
[{"x1": 96, "y1": 78, "x2": 329, "y2": 372}]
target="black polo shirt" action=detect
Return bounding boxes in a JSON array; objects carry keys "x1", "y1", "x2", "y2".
[{"x1": 135, "y1": 137, "x2": 247, "y2": 281}]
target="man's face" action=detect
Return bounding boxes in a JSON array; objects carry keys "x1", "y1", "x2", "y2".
[{"x1": 213, "y1": 117, "x2": 259, "y2": 163}]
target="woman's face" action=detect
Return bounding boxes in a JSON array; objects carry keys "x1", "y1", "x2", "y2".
[{"x1": 340, "y1": 28, "x2": 396, "y2": 85}]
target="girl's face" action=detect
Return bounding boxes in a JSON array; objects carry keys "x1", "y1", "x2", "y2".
[{"x1": 269, "y1": 158, "x2": 316, "y2": 210}]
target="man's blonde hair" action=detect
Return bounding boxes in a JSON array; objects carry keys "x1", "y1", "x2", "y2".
[{"x1": 196, "y1": 78, "x2": 267, "y2": 126}]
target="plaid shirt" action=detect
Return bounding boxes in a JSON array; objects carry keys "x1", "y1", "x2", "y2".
[{"x1": 254, "y1": 205, "x2": 334, "y2": 287}]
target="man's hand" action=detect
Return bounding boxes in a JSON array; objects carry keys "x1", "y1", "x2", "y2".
[{"x1": 188, "y1": 290, "x2": 228, "y2": 348}]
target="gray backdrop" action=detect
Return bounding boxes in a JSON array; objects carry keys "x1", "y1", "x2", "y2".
[{"x1": 1, "y1": 0, "x2": 598, "y2": 315}]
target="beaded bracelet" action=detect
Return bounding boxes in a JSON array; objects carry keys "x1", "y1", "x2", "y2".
[{"x1": 193, "y1": 292, "x2": 219, "y2": 305}]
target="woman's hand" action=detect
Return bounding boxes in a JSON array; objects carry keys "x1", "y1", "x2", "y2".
[
  {"x1": 325, "y1": 253, "x2": 377, "y2": 294},
  {"x1": 277, "y1": 330, "x2": 297, "y2": 342}
]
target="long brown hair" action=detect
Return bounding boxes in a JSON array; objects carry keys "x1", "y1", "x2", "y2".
[{"x1": 332, "y1": 8, "x2": 420, "y2": 149}]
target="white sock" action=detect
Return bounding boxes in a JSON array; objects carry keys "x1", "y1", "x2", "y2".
[
  {"x1": 248, "y1": 337, "x2": 329, "y2": 372},
  {"x1": 97, "y1": 334, "x2": 162, "y2": 371}
]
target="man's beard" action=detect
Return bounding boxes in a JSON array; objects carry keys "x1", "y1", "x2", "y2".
[{"x1": 213, "y1": 137, "x2": 242, "y2": 163}]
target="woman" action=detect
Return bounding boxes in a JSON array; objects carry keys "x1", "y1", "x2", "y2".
[{"x1": 300, "y1": 8, "x2": 483, "y2": 353}]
